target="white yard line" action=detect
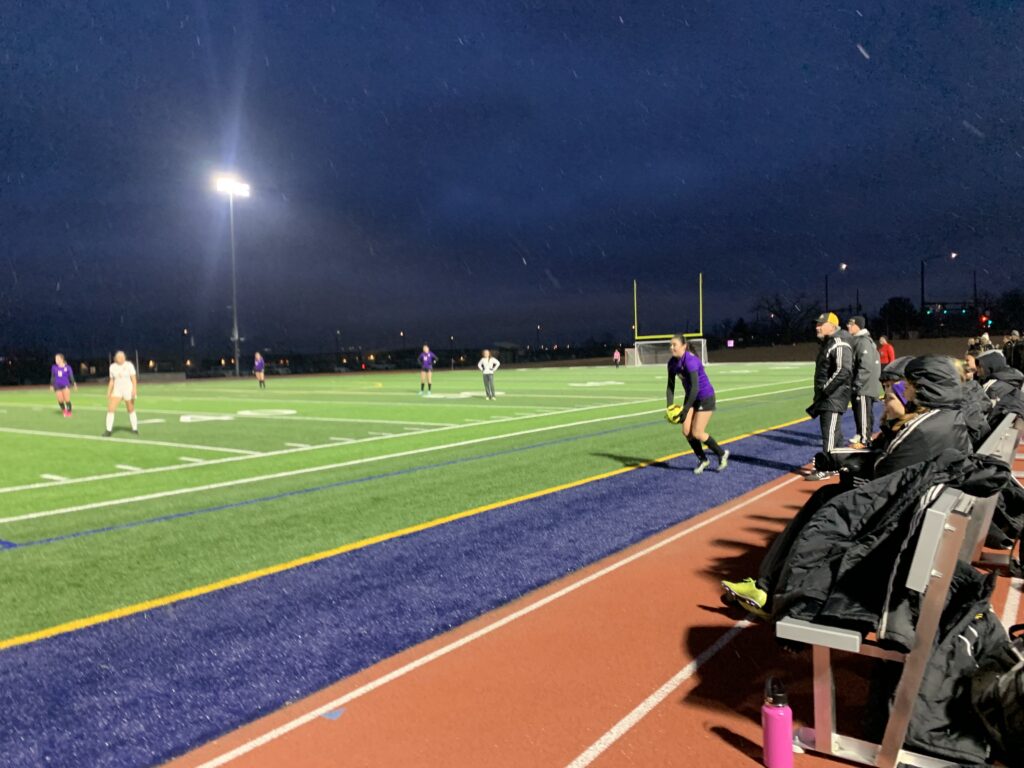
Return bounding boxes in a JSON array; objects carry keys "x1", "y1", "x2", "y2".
[
  {"x1": 39, "y1": 474, "x2": 68, "y2": 482},
  {"x1": 329, "y1": 437, "x2": 355, "y2": 444},
  {"x1": 192, "y1": 477, "x2": 796, "y2": 768},
  {"x1": 284, "y1": 443, "x2": 311, "y2": 449},
  {"x1": 179, "y1": 457, "x2": 206, "y2": 464},
  {"x1": 0, "y1": 428, "x2": 259, "y2": 456},
  {"x1": 0, "y1": 401, "x2": 457, "y2": 428},
  {"x1": 115, "y1": 465, "x2": 143, "y2": 472},
  {"x1": 0, "y1": 385, "x2": 808, "y2": 525},
  {"x1": 0, "y1": 384, "x2": 808, "y2": 498}
]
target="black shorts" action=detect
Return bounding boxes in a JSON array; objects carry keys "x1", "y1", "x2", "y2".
[{"x1": 693, "y1": 395, "x2": 716, "y2": 412}]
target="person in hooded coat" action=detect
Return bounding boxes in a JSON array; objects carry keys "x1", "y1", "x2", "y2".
[
  {"x1": 975, "y1": 349, "x2": 1024, "y2": 404},
  {"x1": 721, "y1": 355, "x2": 971, "y2": 618}
]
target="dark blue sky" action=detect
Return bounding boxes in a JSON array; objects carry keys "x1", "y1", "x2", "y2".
[{"x1": 3, "y1": 1, "x2": 1023, "y2": 356}]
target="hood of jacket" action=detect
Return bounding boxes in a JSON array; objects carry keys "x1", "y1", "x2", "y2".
[
  {"x1": 881, "y1": 355, "x2": 913, "y2": 382},
  {"x1": 904, "y1": 355, "x2": 963, "y2": 409}
]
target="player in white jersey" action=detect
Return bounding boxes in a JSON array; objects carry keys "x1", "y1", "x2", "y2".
[{"x1": 104, "y1": 350, "x2": 139, "y2": 436}]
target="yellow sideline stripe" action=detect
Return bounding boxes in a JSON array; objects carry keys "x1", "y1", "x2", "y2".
[{"x1": 0, "y1": 415, "x2": 810, "y2": 652}]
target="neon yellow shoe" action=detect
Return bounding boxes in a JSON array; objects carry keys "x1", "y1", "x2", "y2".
[{"x1": 721, "y1": 578, "x2": 769, "y2": 620}]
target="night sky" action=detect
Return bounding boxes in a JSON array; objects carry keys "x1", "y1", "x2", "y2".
[{"x1": 3, "y1": 1, "x2": 1023, "y2": 357}]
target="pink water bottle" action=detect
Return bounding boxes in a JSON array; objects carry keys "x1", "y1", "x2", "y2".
[{"x1": 762, "y1": 677, "x2": 793, "y2": 768}]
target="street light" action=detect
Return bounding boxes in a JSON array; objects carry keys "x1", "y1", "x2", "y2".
[
  {"x1": 213, "y1": 173, "x2": 250, "y2": 377},
  {"x1": 824, "y1": 263, "x2": 848, "y2": 311},
  {"x1": 920, "y1": 251, "x2": 957, "y2": 313}
]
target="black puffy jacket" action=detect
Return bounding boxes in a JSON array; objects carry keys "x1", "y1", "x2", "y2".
[
  {"x1": 977, "y1": 350, "x2": 1024, "y2": 403},
  {"x1": 809, "y1": 330, "x2": 853, "y2": 414}
]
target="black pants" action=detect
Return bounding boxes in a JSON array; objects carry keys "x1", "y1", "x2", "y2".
[
  {"x1": 852, "y1": 395, "x2": 874, "y2": 441},
  {"x1": 819, "y1": 410, "x2": 844, "y2": 453}
]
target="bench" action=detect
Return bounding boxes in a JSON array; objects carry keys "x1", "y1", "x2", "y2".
[{"x1": 775, "y1": 410, "x2": 1023, "y2": 767}]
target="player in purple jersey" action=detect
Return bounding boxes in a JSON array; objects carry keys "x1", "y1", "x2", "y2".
[
  {"x1": 666, "y1": 335, "x2": 728, "y2": 474},
  {"x1": 50, "y1": 353, "x2": 77, "y2": 417},
  {"x1": 418, "y1": 344, "x2": 438, "y2": 396},
  {"x1": 253, "y1": 352, "x2": 266, "y2": 389}
]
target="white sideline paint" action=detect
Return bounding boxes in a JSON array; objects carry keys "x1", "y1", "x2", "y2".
[
  {"x1": 566, "y1": 621, "x2": 752, "y2": 768},
  {"x1": 329, "y1": 437, "x2": 355, "y2": 444},
  {"x1": 39, "y1": 474, "x2": 67, "y2": 482},
  {"x1": 0, "y1": 428, "x2": 258, "y2": 456},
  {"x1": 179, "y1": 457, "x2": 206, "y2": 464},
  {"x1": 136, "y1": 419, "x2": 166, "y2": 425},
  {"x1": 0, "y1": 384, "x2": 808, "y2": 499},
  {"x1": 284, "y1": 443, "x2": 310, "y2": 449},
  {"x1": 0, "y1": 385, "x2": 807, "y2": 525},
  {"x1": 1002, "y1": 578, "x2": 1023, "y2": 632},
  {"x1": 115, "y1": 465, "x2": 143, "y2": 472},
  {"x1": 192, "y1": 476, "x2": 798, "y2": 768}
]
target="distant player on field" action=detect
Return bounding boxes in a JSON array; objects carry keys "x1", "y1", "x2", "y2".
[
  {"x1": 613, "y1": 348, "x2": 621, "y2": 368},
  {"x1": 666, "y1": 335, "x2": 728, "y2": 474},
  {"x1": 477, "y1": 349, "x2": 500, "y2": 400},
  {"x1": 104, "y1": 350, "x2": 139, "y2": 436},
  {"x1": 418, "y1": 344, "x2": 438, "y2": 396},
  {"x1": 50, "y1": 353, "x2": 77, "y2": 417},
  {"x1": 253, "y1": 351, "x2": 266, "y2": 389}
]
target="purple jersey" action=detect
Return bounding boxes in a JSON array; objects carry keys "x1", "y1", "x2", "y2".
[
  {"x1": 51, "y1": 364, "x2": 74, "y2": 389},
  {"x1": 253, "y1": 357, "x2": 265, "y2": 373},
  {"x1": 418, "y1": 351, "x2": 437, "y2": 370},
  {"x1": 668, "y1": 351, "x2": 714, "y2": 400}
]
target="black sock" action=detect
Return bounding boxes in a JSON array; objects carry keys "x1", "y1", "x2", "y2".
[
  {"x1": 421, "y1": 383, "x2": 424, "y2": 392},
  {"x1": 67, "y1": 401, "x2": 72, "y2": 412},
  {"x1": 704, "y1": 436, "x2": 724, "y2": 458},
  {"x1": 687, "y1": 436, "x2": 707, "y2": 461},
  {"x1": 59, "y1": 402, "x2": 67, "y2": 411},
  {"x1": 428, "y1": 383, "x2": 432, "y2": 391}
]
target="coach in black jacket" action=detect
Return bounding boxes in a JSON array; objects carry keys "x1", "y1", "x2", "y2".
[{"x1": 805, "y1": 312, "x2": 853, "y2": 480}]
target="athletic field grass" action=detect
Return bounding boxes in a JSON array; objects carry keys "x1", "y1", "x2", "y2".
[{"x1": 0, "y1": 362, "x2": 812, "y2": 646}]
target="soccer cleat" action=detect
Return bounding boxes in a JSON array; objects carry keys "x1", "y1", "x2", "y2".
[
  {"x1": 716, "y1": 449, "x2": 730, "y2": 472},
  {"x1": 103, "y1": 431, "x2": 112, "y2": 437},
  {"x1": 131, "y1": 429, "x2": 139, "y2": 435},
  {"x1": 848, "y1": 435, "x2": 862, "y2": 445},
  {"x1": 804, "y1": 470, "x2": 838, "y2": 482},
  {"x1": 721, "y1": 578, "x2": 769, "y2": 619},
  {"x1": 693, "y1": 459, "x2": 711, "y2": 475}
]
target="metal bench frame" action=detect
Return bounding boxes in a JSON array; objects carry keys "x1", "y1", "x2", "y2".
[{"x1": 776, "y1": 411, "x2": 1023, "y2": 767}]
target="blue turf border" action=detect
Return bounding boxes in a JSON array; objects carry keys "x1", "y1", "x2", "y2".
[{"x1": 0, "y1": 415, "x2": 842, "y2": 768}]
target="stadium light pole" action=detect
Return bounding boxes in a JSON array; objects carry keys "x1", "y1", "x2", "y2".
[
  {"x1": 920, "y1": 251, "x2": 957, "y2": 313},
  {"x1": 213, "y1": 174, "x2": 251, "y2": 377},
  {"x1": 824, "y1": 263, "x2": 847, "y2": 312}
]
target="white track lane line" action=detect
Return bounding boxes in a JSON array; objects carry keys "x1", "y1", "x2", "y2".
[
  {"x1": 193, "y1": 476, "x2": 798, "y2": 768},
  {"x1": 0, "y1": 386, "x2": 808, "y2": 525},
  {"x1": 0, "y1": 385, "x2": 809, "y2": 500},
  {"x1": 0, "y1": 427, "x2": 258, "y2": 455},
  {"x1": 566, "y1": 621, "x2": 752, "y2": 768}
]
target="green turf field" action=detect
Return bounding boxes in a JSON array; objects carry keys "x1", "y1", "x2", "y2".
[{"x1": 0, "y1": 362, "x2": 812, "y2": 644}]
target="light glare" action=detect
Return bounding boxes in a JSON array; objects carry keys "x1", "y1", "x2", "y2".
[{"x1": 213, "y1": 174, "x2": 251, "y2": 198}]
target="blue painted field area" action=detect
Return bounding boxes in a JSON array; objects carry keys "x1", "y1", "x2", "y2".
[{"x1": 0, "y1": 417, "x2": 830, "y2": 768}]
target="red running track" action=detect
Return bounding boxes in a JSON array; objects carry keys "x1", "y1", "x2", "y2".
[{"x1": 172, "y1": 465, "x2": 1024, "y2": 768}]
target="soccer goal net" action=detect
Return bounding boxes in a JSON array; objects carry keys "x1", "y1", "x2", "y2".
[{"x1": 626, "y1": 338, "x2": 708, "y2": 367}]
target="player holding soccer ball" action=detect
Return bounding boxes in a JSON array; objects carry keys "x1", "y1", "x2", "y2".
[{"x1": 666, "y1": 334, "x2": 728, "y2": 474}]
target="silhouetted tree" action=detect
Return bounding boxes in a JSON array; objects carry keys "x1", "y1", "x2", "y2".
[
  {"x1": 878, "y1": 296, "x2": 918, "y2": 337},
  {"x1": 754, "y1": 294, "x2": 821, "y2": 344}
]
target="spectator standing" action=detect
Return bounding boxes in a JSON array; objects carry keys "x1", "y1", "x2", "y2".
[{"x1": 877, "y1": 335, "x2": 896, "y2": 366}]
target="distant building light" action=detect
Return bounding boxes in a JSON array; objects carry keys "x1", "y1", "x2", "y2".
[
  {"x1": 220, "y1": 358, "x2": 226, "y2": 366},
  {"x1": 148, "y1": 360, "x2": 156, "y2": 368},
  {"x1": 186, "y1": 359, "x2": 192, "y2": 366},
  {"x1": 727, "y1": 339, "x2": 735, "y2": 348}
]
